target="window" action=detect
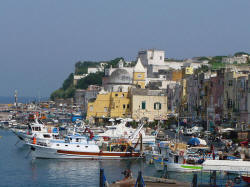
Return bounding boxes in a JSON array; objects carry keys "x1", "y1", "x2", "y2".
[
  {"x1": 43, "y1": 134, "x2": 51, "y2": 138},
  {"x1": 127, "y1": 104, "x2": 130, "y2": 109},
  {"x1": 160, "y1": 56, "x2": 162, "y2": 60},
  {"x1": 141, "y1": 101, "x2": 146, "y2": 109},
  {"x1": 227, "y1": 99, "x2": 233, "y2": 108},
  {"x1": 154, "y1": 102, "x2": 162, "y2": 110},
  {"x1": 228, "y1": 80, "x2": 233, "y2": 86},
  {"x1": 104, "y1": 107, "x2": 108, "y2": 112},
  {"x1": 89, "y1": 106, "x2": 93, "y2": 111},
  {"x1": 115, "y1": 93, "x2": 118, "y2": 96},
  {"x1": 123, "y1": 104, "x2": 126, "y2": 109},
  {"x1": 137, "y1": 74, "x2": 142, "y2": 78}
]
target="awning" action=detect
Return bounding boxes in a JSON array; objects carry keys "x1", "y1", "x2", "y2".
[{"x1": 202, "y1": 160, "x2": 250, "y2": 172}]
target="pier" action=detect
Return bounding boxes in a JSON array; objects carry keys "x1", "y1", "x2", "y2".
[
  {"x1": 109, "y1": 176, "x2": 190, "y2": 187},
  {"x1": 100, "y1": 169, "x2": 190, "y2": 187}
]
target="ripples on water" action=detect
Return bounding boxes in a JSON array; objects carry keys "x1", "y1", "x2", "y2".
[
  {"x1": 0, "y1": 130, "x2": 159, "y2": 187},
  {"x1": 2, "y1": 129, "x2": 247, "y2": 187}
]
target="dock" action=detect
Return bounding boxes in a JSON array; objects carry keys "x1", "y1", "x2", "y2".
[{"x1": 109, "y1": 176, "x2": 190, "y2": 187}]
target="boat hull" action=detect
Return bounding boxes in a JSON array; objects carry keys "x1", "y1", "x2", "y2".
[
  {"x1": 12, "y1": 129, "x2": 33, "y2": 141},
  {"x1": 242, "y1": 175, "x2": 250, "y2": 184},
  {"x1": 165, "y1": 162, "x2": 203, "y2": 172},
  {"x1": 29, "y1": 144, "x2": 142, "y2": 160}
]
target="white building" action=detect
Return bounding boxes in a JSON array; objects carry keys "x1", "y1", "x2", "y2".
[
  {"x1": 222, "y1": 55, "x2": 248, "y2": 64},
  {"x1": 73, "y1": 74, "x2": 88, "y2": 85},
  {"x1": 138, "y1": 49, "x2": 165, "y2": 66},
  {"x1": 87, "y1": 66, "x2": 104, "y2": 74}
]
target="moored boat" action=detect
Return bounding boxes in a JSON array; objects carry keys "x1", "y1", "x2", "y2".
[{"x1": 27, "y1": 134, "x2": 142, "y2": 160}]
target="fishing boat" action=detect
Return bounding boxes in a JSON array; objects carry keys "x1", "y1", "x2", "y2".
[
  {"x1": 97, "y1": 119, "x2": 155, "y2": 145},
  {"x1": 153, "y1": 141, "x2": 217, "y2": 172},
  {"x1": 27, "y1": 134, "x2": 143, "y2": 160},
  {"x1": 11, "y1": 119, "x2": 59, "y2": 143}
]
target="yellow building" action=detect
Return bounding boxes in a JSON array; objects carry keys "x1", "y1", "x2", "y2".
[
  {"x1": 182, "y1": 66, "x2": 193, "y2": 78},
  {"x1": 133, "y1": 58, "x2": 146, "y2": 89},
  {"x1": 87, "y1": 91, "x2": 131, "y2": 121}
]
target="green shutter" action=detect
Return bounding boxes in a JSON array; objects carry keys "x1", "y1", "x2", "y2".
[{"x1": 142, "y1": 101, "x2": 146, "y2": 109}]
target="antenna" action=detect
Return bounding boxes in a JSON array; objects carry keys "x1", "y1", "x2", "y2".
[{"x1": 14, "y1": 90, "x2": 18, "y2": 107}]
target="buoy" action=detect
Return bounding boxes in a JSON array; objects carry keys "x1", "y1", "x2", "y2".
[{"x1": 33, "y1": 137, "x2": 37, "y2": 144}]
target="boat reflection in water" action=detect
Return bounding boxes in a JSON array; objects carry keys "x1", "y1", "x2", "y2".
[{"x1": 30, "y1": 158, "x2": 145, "y2": 187}]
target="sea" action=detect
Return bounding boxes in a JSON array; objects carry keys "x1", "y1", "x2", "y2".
[
  {"x1": 0, "y1": 129, "x2": 248, "y2": 187},
  {"x1": 0, "y1": 96, "x2": 49, "y2": 104}
]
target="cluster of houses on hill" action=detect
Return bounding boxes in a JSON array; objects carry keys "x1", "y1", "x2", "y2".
[{"x1": 66, "y1": 49, "x2": 250, "y2": 130}]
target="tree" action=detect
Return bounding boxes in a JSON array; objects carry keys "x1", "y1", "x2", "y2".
[
  {"x1": 77, "y1": 72, "x2": 104, "y2": 89},
  {"x1": 75, "y1": 61, "x2": 99, "y2": 75},
  {"x1": 234, "y1": 51, "x2": 249, "y2": 57},
  {"x1": 62, "y1": 73, "x2": 74, "y2": 90},
  {"x1": 50, "y1": 89, "x2": 64, "y2": 100}
]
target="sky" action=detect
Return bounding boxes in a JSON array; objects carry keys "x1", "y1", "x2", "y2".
[{"x1": 0, "y1": 0, "x2": 250, "y2": 97}]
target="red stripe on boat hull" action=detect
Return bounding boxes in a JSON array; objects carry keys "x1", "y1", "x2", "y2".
[
  {"x1": 242, "y1": 176, "x2": 250, "y2": 184},
  {"x1": 57, "y1": 150, "x2": 141, "y2": 158}
]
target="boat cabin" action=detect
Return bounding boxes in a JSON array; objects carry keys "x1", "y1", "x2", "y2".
[{"x1": 64, "y1": 135, "x2": 89, "y2": 144}]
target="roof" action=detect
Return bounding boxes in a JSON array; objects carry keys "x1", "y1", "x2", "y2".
[
  {"x1": 133, "y1": 58, "x2": 145, "y2": 72},
  {"x1": 130, "y1": 88, "x2": 167, "y2": 96}
]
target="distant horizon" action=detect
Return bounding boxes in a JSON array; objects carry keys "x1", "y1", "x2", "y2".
[{"x1": 0, "y1": 96, "x2": 49, "y2": 104}]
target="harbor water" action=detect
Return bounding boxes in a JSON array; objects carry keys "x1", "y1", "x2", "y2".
[
  {"x1": 0, "y1": 129, "x2": 193, "y2": 186},
  {"x1": 1, "y1": 129, "x2": 248, "y2": 186}
]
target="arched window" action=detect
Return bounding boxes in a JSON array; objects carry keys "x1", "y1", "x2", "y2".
[{"x1": 154, "y1": 102, "x2": 161, "y2": 110}]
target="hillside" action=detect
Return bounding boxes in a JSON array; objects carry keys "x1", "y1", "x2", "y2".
[{"x1": 50, "y1": 57, "x2": 124, "y2": 100}]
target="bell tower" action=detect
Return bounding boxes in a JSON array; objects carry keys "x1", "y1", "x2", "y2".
[{"x1": 133, "y1": 58, "x2": 146, "y2": 88}]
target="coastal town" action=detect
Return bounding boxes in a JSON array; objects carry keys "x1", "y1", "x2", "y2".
[{"x1": 1, "y1": 49, "x2": 250, "y2": 186}]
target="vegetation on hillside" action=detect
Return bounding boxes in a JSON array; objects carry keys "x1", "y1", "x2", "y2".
[
  {"x1": 234, "y1": 51, "x2": 249, "y2": 56},
  {"x1": 76, "y1": 72, "x2": 104, "y2": 89},
  {"x1": 74, "y1": 57, "x2": 124, "y2": 75},
  {"x1": 75, "y1": 61, "x2": 99, "y2": 75},
  {"x1": 208, "y1": 56, "x2": 226, "y2": 70},
  {"x1": 50, "y1": 73, "x2": 75, "y2": 100},
  {"x1": 50, "y1": 57, "x2": 124, "y2": 100}
]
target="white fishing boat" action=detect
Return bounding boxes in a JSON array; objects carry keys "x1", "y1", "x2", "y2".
[
  {"x1": 11, "y1": 119, "x2": 59, "y2": 143},
  {"x1": 27, "y1": 134, "x2": 142, "y2": 160},
  {"x1": 153, "y1": 141, "x2": 216, "y2": 172},
  {"x1": 97, "y1": 119, "x2": 155, "y2": 145}
]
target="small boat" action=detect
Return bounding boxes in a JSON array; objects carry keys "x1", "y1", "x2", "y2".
[{"x1": 153, "y1": 141, "x2": 216, "y2": 172}]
